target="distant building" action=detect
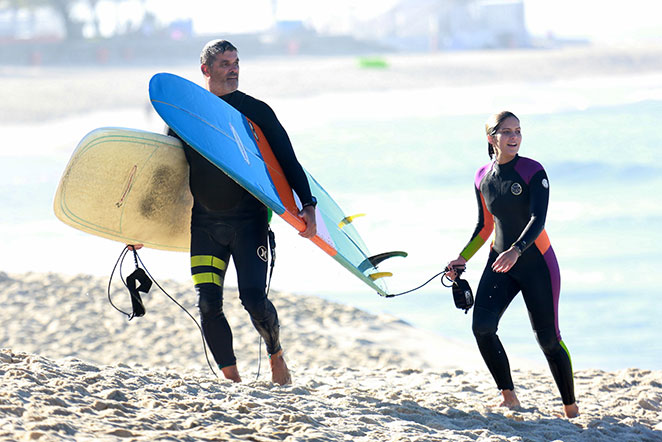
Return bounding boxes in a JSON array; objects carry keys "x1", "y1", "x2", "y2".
[
  {"x1": 353, "y1": 0, "x2": 530, "y2": 51},
  {"x1": 0, "y1": 7, "x2": 65, "y2": 42}
]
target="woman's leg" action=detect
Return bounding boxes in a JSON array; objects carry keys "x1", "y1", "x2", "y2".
[{"x1": 472, "y1": 251, "x2": 521, "y2": 397}]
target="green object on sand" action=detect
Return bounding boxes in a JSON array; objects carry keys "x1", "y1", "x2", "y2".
[{"x1": 358, "y1": 57, "x2": 389, "y2": 69}]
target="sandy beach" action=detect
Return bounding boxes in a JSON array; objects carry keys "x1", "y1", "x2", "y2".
[
  {"x1": 4, "y1": 44, "x2": 662, "y2": 124},
  {"x1": 2, "y1": 44, "x2": 662, "y2": 440},
  {"x1": 1, "y1": 271, "x2": 661, "y2": 441}
]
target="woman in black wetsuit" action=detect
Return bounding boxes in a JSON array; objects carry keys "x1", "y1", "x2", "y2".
[{"x1": 445, "y1": 111, "x2": 579, "y2": 418}]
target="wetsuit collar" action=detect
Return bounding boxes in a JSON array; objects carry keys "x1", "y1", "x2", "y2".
[
  {"x1": 494, "y1": 154, "x2": 519, "y2": 171},
  {"x1": 219, "y1": 90, "x2": 239, "y2": 99}
]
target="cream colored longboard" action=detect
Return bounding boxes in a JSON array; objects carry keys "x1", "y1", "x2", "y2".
[{"x1": 53, "y1": 127, "x2": 193, "y2": 251}]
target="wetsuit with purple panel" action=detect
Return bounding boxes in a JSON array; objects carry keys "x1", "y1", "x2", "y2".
[{"x1": 460, "y1": 154, "x2": 575, "y2": 405}]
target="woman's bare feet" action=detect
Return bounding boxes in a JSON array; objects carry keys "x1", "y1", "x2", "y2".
[
  {"x1": 564, "y1": 402, "x2": 579, "y2": 418},
  {"x1": 269, "y1": 350, "x2": 292, "y2": 385},
  {"x1": 499, "y1": 389, "x2": 521, "y2": 409},
  {"x1": 221, "y1": 365, "x2": 242, "y2": 383}
]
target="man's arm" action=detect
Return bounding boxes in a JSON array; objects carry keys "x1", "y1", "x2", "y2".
[{"x1": 242, "y1": 97, "x2": 316, "y2": 237}]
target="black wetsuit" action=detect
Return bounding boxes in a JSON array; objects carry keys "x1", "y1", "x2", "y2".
[
  {"x1": 460, "y1": 154, "x2": 575, "y2": 405},
  {"x1": 169, "y1": 90, "x2": 313, "y2": 368}
]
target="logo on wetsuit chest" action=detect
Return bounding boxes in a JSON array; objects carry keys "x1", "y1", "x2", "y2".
[
  {"x1": 511, "y1": 182, "x2": 523, "y2": 195},
  {"x1": 257, "y1": 245, "x2": 268, "y2": 262}
]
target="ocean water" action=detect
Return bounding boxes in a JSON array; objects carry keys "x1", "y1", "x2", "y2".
[
  {"x1": 1, "y1": 70, "x2": 661, "y2": 372},
  {"x1": 283, "y1": 98, "x2": 662, "y2": 372}
]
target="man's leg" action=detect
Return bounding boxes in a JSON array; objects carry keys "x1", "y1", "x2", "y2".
[
  {"x1": 191, "y1": 225, "x2": 240, "y2": 381},
  {"x1": 233, "y1": 212, "x2": 290, "y2": 385}
]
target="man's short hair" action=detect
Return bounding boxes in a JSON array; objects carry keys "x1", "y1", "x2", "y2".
[{"x1": 200, "y1": 40, "x2": 238, "y2": 66}]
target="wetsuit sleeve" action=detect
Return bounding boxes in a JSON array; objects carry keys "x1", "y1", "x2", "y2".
[
  {"x1": 165, "y1": 126, "x2": 192, "y2": 166},
  {"x1": 460, "y1": 184, "x2": 494, "y2": 261},
  {"x1": 512, "y1": 169, "x2": 549, "y2": 253},
  {"x1": 248, "y1": 99, "x2": 314, "y2": 206}
]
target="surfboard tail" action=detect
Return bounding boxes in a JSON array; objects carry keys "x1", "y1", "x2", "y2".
[{"x1": 359, "y1": 251, "x2": 408, "y2": 273}]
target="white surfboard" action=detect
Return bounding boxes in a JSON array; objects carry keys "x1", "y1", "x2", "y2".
[{"x1": 53, "y1": 127, "x2": 193, "y2": 251}]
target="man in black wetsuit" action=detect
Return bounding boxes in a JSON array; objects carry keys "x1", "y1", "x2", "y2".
[{"x1": 172, "y1": 39, "x2": 316, "y2": 385}]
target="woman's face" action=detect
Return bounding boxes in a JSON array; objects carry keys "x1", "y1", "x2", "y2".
[{"x1": 489, "y1": 116, "x2": 521, "y2": 163}]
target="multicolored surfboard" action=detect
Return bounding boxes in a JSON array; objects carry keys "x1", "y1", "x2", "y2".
[{"x1": 149, "y1": 72, "x2": 405, "y2": 296}]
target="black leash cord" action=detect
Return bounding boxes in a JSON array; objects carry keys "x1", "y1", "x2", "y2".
[
  {"x1": 133, "y1": 251, "x2": 218, "y2": 378},
  {"x1": 383, "y1": 270, "x2": 445, "y2": 298},
  {"x1": 254, "y1": 227, "x2": 277, "y2": 381},
  {"x1": 107, "y1": 246, "x2": 131, "y2": 316},
  {"x1": 107, "y1": 246, "x2": 219, "y2": 378},
  {"x1": 383, "y1": 266, "x2": 463, "y2": 298}
]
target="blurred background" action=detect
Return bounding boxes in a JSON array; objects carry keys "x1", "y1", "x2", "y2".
[
  {"x1": 1, "y1": 0, "x2": 661, "y2": 371},
  {"x1": 1, "y1": 0, "x2": 661, "y2": 64}
]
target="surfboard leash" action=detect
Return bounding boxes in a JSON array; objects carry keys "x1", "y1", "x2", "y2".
[
  {"x1": 384, "y1": 271, "x2": 442, "y2": 297},
  {"x1": 383, "y1": 266, "x2": 474, "y2": 314},
  {"x1": 254, "y1": 226, "x2": 277, "y2": 382},
  {"x1": 107, "y1": 246, "x2": 219, "y2": 378}
]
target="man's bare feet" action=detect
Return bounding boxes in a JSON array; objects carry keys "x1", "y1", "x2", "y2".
[
  {"x1": 499, "y1": 389, "x2": 521, "y2": 409},
  {"x1": 221, "y1": 365, "x2": 242, "y2": 383},
  {"x1": 269, "y1": 350, "x2": 292, "y2": 385},
  {"x1": 564, "y1": 402, "x2": 579, "y2": 418}
]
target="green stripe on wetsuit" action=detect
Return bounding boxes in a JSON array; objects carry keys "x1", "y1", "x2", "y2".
[
  {"x1": 191, "y1": 255, "x2": 227, "y2": 286},
  {"x1": 461, "y1": 235, "x2": 487, "y2": 261}
]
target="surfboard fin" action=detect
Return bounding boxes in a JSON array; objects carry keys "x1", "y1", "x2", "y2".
[
  {"x1": 369, "y1": 272, "x2": 393, "y2": 281},
  {"x1": 338, "y1": 213, "x2": 366, "y2": 228},
  {"x1": 359, "y1": 251, "x2": 408, "y2": 273}
]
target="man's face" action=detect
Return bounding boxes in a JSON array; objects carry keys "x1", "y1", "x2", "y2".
[{"x1": 202, "y1": 50, "x2": 239, "y2": 96}]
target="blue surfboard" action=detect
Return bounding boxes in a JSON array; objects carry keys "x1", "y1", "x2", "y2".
[{"x1": 149, "y1": 73, "x2": 406, "y2": 296}]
